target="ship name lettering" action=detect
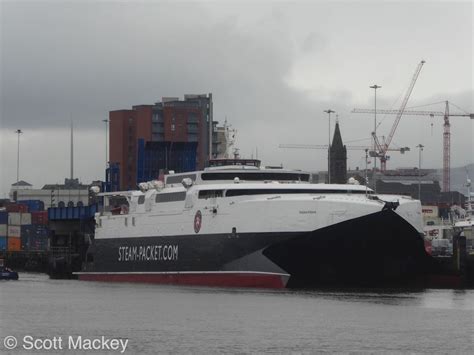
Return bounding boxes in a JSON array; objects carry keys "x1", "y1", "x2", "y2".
[{"x1": 118, "y1": 244, "x2": 178, "y2": 262}]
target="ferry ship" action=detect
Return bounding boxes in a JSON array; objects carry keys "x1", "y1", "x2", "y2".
[{"x1": 77, "y1": 159, "x2": 431, "y2": 288}]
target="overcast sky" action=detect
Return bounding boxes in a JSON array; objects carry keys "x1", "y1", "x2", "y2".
[{"x1": 1, "y1": 0, "x2": 472, "y2": 197}]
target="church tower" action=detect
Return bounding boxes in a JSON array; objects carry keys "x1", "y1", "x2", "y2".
[{"x1": 330, "y1": 120, "x2": 347, "y2": 184}]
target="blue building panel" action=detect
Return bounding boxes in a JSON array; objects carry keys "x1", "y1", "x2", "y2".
[
  {"x1": 105, "y1": 163, "x2": 120, "y2": 192},
  {"x1": 137, "y1": 141, "x2": 198, "y2": 184},
  {"x1": 48, "y1": 205, "x2": 98, "y2": 221}
]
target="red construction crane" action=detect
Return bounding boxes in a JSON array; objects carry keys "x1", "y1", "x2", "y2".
[{"x1": 353, "y1": 102, "x2": 473, "y2": 192}]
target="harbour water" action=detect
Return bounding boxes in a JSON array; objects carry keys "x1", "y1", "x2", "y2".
[{"x1": 1, "y1": 273, "x2": 473, "y2": 354}]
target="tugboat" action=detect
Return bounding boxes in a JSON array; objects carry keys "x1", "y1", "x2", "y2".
[{"x1": 0, "y1": 259, "x2": 19, "y2": 280}]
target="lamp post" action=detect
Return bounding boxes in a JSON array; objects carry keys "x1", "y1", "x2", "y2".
[
  {"x1": 324, "y1": 109, "x2": 335, "y2": 184},
  {"x1": 417, "y1": 144, "x2": 424, "y2": 200},
  {"x1": 15, "y1": 129, "x2": 23, "y2": 183},
  {"x1": 364, "y1": 149, "x2": 369, "y2": 196},
  {"x1": 370, "y1": 84, "x2": 381, "y2": 192},
  {"x1": 102, "y1": 119, "x2": 109, "y2": 174}
]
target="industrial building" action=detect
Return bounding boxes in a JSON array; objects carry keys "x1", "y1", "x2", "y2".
[
  {"x1": 9, "y1": 178, "x2": 90, "y2": 209},
  {"x1": 109, "y1": 94, "x2": 228, "y2": 191}
]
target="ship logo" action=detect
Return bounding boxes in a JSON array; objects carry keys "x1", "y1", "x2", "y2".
[{"x1": 194, "y1": 210, "x2": 202, "y2": 233}]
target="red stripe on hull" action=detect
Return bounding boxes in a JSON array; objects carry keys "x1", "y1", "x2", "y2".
[{"x1": 78, "y1": 272, "x2": 288, "y2": 289}]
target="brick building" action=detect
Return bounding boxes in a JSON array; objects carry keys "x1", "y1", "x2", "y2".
[{"x1": 109, "y1": 94, "x2": 215, "y2": 191}]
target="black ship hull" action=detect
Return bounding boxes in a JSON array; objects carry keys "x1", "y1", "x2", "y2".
[{"x1": 78, "y1": 209, "x2": 432, "y2": 288}]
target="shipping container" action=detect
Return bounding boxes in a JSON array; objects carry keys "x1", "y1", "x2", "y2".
[
  {"x1": 7, "y1": 225, "x2": 21, "y2": 237},
  {"x1": 0, "y1": 224, "x2": 6, "y2": 236},
  {"x1": 31, "y1": 211, "x2": 48, "y2": 225},
  {"x1": 18, "y1": 200, "x2": 45, "y2": 212},
  {"x1": 0, "y1": 236, "x2": 6, "y2": 251},
  {"x1": 0, "y1": 211, "x2": 7, "y2": 224},
  {"x1": 21, "y1": 234, "x2": 48, "y2": 251},
  {"x1": 8, "y1": 212, "x2": 21, "y2": 226},
  {"x1": 21, "y1": 213, "x2": 32, "y2": 225},
  {"x1": 6, "y1": 204, "x2": 28, "y2": 213},
  {"x1": 7, "y1": 237, "x2": 21, "y2": 251},
  {"x1": 21, "y1": 225, "x2": 49, "y2": 251}
]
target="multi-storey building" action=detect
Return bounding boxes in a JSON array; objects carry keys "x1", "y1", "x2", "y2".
[{"x1": 109, "y1": 94, "x2": 215, "y2": 191}]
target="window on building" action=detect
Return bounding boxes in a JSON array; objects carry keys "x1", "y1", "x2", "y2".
[
  {"x1": 58, "y1": 201, "x2": 65, "y2": 208},
  {"x1": 138, "y1": 195, "x2": 145, "y2": 204},
  {"x1": 77, "y1": 201, "x2": 84, "y2": 207},
  {"x1": 67, "y1": 201, "x2": 74, "y2": 207},
  {"x1": 188, "y1": 113, "x2": 199, "y2": 123},
  {"x1": 188, "y1": 133, "x2": 198, "y2": 142}
]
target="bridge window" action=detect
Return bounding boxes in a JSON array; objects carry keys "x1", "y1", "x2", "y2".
[
  {"x1": 166, "y1": 174, "x2": 197, "y2": 184},
  {"x1": 225, "y1": 189, "x2": 369, "y2": 197},
  {"x1": 198, "y1": 190, "x2": 224, "y2": 199},
  {"x1": 155, "y1": 191, "x2": 186, "y2": 203},
  {"x1": 201, "y1": 172, "x2": 310, "y2": 182}
]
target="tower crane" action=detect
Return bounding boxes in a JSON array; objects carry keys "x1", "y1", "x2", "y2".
[
  {"x1": 353, "y1": 102, "x2": 474, "y2": 192},
  {"x1": 367, "y1": 60, "x2": 425, "y2": 172},
  {"x1": 279, "y1": 144, "x2": 410, "y2": 154}
]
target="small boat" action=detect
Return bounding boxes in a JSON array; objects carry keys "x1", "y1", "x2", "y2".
[{"x1": 0, "y1": 267, "x2": 19, "y2": 280}]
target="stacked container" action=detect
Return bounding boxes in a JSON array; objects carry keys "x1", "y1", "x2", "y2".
[
  {"x1": 5, "y1": 209, "x2": 34, "y2": 252},
  {"x1": 24, "y1": 211, "x2": 49, "y2": 252},
  {"x1": 31, "y1": 211, "x2": 48, "y2": 225},
  {"x1": 18, "y1": 200, "x2": 45, "y2": 213},
  {"x1": 7, "y1": 225, "x2": 21, "y2": 251},
  {"x1": 6, "y1": 204, "x2": 28, "y2": 213},
  {"x1": 21, "y1": 225, "x2": 49, "y2": 251},
  {"x1": 0, "y1": 211, "x2": 7, "y2": 251},
  {"x1": 1, "y1": 203, "x2": 49, "y2": 253}
]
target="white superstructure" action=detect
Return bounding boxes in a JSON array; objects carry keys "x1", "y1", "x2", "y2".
[{"x1": 96, "y1": 164, "x2": 423, "y2": 240}]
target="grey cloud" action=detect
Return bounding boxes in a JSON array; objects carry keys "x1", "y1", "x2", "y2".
[{"x1": 1, "y1": 1, "x2": 320, "y2": 132}]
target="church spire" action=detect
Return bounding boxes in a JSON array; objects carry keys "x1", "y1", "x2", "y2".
[
  {"x1": 331, "y1": 120, "x2": 344, "y2": 150},
  {"x1": 330, "y1": 120, "x2": 347, "y2": 184}
]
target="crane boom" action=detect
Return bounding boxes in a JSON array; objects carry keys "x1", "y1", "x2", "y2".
[
  {"x1": 352, "y1": 108, "x2": 474, "y2": 119},
  {"x1": 279, "y1": 144, "x2": 409, "y2": 152},
  {"x1": 383, "y1": 60, "x2": 425, "y2": 155}
]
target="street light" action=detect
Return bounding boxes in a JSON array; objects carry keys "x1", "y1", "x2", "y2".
[
  {"x1": 324, "y1": 109, "x2": 335, "y2": 184},
  {"x1": 417, "y1": 144, "x2": 424, "y2": 200},
  {"x1": 102, "y1": 119, "x2": 109, "y2": 175},
  {"x1": 15, "y1": 129, "x2": 23, "y2": 184},
  {"x1": 370, "y1": 84, "x2": 381, "y2": 192}
]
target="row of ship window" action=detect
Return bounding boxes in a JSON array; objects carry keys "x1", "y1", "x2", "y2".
[
  {"x1": 136, "y1": 188, "x2": 371, "y2": 205},
  {"x1": 165, "y1": 172, "x2": 311, "y2": 184}
]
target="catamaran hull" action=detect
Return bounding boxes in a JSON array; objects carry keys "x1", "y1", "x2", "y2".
[{"x1": 77, "y1": 209, "x2": 431, "y2": 288}]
